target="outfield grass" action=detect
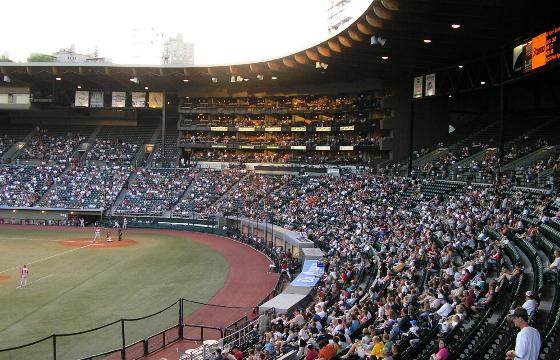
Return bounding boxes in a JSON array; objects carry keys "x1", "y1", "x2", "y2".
[{"x1": 0, "y1": 228, "x2": 228, "y2": 360}]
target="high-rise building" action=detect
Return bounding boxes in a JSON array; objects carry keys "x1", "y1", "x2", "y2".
[{"x1": 162, "y1": 34, "x2": 194, "y2": 65}]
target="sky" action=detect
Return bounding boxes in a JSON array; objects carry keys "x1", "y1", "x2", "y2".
[{"x1": 0, "y1": 0, "x2": 371, "y2": 65}]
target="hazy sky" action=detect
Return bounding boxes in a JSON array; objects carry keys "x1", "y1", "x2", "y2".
[{"x1": 0, "y1": 0, "x2": 371, "y2": 65}]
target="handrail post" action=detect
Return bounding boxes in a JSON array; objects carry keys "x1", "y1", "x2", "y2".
[
  {"x1": 121, "y1": 319, "x2": 126, "y2": 360},
  {"x1": 179, "y1": 298, "x2": 184, "y2": 340},
  {"x1": 52, "y1": 335, "x2": 57, "y2": 360}
]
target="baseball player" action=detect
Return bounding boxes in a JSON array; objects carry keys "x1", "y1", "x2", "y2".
[
  {"x1": 93, "y1": 225, "x2": 101, "y2": 242},
  {"x1": 18, "y1": 265, "x2": 29, "y2": 288}
]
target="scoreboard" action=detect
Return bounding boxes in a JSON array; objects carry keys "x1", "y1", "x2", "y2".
[{"x1": 513, "y1": 26, "x2": 560, "y2": 73}]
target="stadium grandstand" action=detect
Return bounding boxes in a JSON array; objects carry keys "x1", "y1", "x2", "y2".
[{"x1": 1, "y1": 0, "x2": 560, "y2": 360}]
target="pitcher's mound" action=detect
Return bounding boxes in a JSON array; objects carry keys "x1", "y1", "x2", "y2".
[{"x1": 59, "y1": 238, "x2": 138, "y2": 248}]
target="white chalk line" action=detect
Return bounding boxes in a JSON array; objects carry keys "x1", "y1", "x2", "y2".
[
  {"x1": 29, "y1": 274, "x2": 53, "y2": 285},
  {"x1": 0, "y1": 243, "x2": 93, "y2": 275}
]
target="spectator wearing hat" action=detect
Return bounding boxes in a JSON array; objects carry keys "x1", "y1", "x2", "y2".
[{"x1": 506, "y1": 307, "x2": 541, "y2": 360}]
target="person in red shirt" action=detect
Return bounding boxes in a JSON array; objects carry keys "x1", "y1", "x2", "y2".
[{"x1": 305, "y1": 345, "x2": 319, "y2": 360}]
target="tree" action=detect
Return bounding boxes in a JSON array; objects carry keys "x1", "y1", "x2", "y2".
[{"x1": 27, "y1": 53, "x2": 56, "y2": 62}]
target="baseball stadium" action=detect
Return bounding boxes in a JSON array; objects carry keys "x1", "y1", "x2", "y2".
[{"x1": 0, "y1": 1, "x2": 559, "y2": 360}]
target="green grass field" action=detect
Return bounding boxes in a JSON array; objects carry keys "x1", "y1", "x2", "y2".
[{"x1": 0, "y1": 228, "x2": 228, "y2": 360}]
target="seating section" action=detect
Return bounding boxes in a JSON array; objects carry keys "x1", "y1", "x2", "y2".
[
  {"x1": 40, "y1": 165, "x2": 129, "y2": 209},
  {"x1": 0, "y1": 165, "x2": 64, "y2": 207},
  {"x1": 87, "y1": 125, "x2": 156, "y2": 164},
  {"x1": 114, "y1": 168, "x2": 194, "y2": 216},
  {"x1": 0, "y1": 125, "x2": 34, "y2": 158},
  {"x1": 19, "y1": 127, "x2": 91, "y2": 164},
  {"x1": 173, "y1": 168, "x2": 242, "y2": 216}
]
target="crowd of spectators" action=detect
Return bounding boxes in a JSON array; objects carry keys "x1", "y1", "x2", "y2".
[
  {"x1": 115, "y1": 168, "x2": 195, "y2": 215},
  {"x1": 87, "y1": 139, "x2": 139, "y2": 164},
  {"x1": 41, "y1": 165, "x2": 129, "y2": 209},
  {"x1": 201, "y1": 171, "x2": 557, "y2": 360},
  {"x1": 19, "y1": 129, "x2": 85, "y2": 164},
  {"x1": 0, "y1": 164, "x2": 64, "y2": 207},
  {"x1": 0, "y1": 134, "x2": 15, "y2": 158},
  {"x1": 173, "y1": 168, "x2": 243, "y2": 216}
]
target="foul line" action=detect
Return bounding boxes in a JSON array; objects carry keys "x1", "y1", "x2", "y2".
[
  {"x1": 0, "y1": 243, "x2": 93, "y2": 275},
  {"x1": 30, "y1": 274, "x2": 53, "y2": 285}
]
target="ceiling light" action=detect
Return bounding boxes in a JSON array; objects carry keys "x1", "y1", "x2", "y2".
[
  {"x1": 381, "y1": 56, "x2": 389, "y2": 60},
  {"x1": 243, "y1": 78, "x2": 249, "y2": 82},
  {"x1": 144, "y1": 86, "x2": 149, "y2": 90},
  {"x1": 458, "y1": 65, "x2": 463, "y2": 69},
  {"x1": 55, "y1": 77, "x2": 62, "y2": 81},
  {"x1": 480, "y1": 81, "x2": 486, "y2": 85},
  {"x1": 211, "y1": 77, "x2": 218, "y2": 83},
  {"x1": 257, "y1": 74, "x2": 264, "y2": 80},
  {"x1": 423, "y1": 39, "x2": 432, "y2": 44},
  {"x1": 448, "y1": 94, "x2": 452, "y2": 98},
  {"x1": 271, "y1": 76, "x2": 277, "y2": 80},
  {"x1": 129, "y1": 77, "x2": 139, "y2": 84},
  {"x1": 77, "y1": 85, "x2": 82, "y2": 89},
  {"x1": 451, "y1": 24, "x2": 461, "y2": 29},
  {"x1": 183, "y1": 79, "x2": 189, "y2": 82}
]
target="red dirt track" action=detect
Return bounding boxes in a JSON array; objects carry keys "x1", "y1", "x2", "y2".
[
  {"x1": 0, "y1": 225, "x2": 279, "y2": 359},
  {"x1": 0, "y1": 275, "x2": 10, "y2": 282}
]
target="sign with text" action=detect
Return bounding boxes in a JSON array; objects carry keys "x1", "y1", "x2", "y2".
[
  {"x1": 291, "y1": 127, "x2": 306, "y2": 132},
  {"x1": 316, "y1": 127, "x2": 331, "y2": 132},
  {"x1": 74, "y1": 91, "x2": 89, "y2": 107},
  {"x1": 148, "y1": 92, "x2": 164, "y2": 108},
  {"x1": 413, "y1": 76, "x2": 423, "y2": 98},
  {"x1": 291, "y1": 260, "x2": 325, "y2": 287},
  {"x1": 424, "y1": 73, "x2": 436, "y2": 97},
  {"x1": 339, "y1": 125, "x2": 355, "y2": 131},
  {"x1": 131, "y1": 92, "x2": 146, "y2": 108},
  {"x1": 111, "y1": 92, "x2": 126, "y2": 108},
  {"x1": 90, "y1": 91, "x2": 104, "y2": 108},
  {"x1": 265, "y1": 127, "x2": 282, "y2": 132},
  {"x1": 238, "y1": 127, "x2": 255, "y2": 132},
  {"x1": 316, "y1": 145, "x2": 331, "y2": 151}
]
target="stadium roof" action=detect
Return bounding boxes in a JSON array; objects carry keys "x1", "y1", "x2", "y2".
[{"x1": 0, "y1": 0, "x2": 557, "y2": 91}]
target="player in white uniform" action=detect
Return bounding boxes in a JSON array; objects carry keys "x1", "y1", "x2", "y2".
[
  {"x1": 93, "y1": 226, "x2": 101, "y2": 242},
  {"x1": 18, "y1": 265, "x2": 29, "y2": 288}
]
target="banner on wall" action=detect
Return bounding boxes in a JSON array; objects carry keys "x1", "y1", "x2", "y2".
[
  {"x1": 90, "y1": 91, "x2": 104, "y2": 108},
  {"x1": 74, "y1": 91, "x2": 89, "y2": 107},
  {"x1": 112, "y1": 92, "x2": 126, "y2": 108},
  {"x1": 413, "y1": 76, "x2": 423, "y2": 98},
  {"x1": 290, "y1": 260, "x2": 325, "y2": 287},
  {"x1": 132, "y1": 92, "x2": 146, "y2": 108},
  {"x1": 425, "y1": 73, "x2": 436, "y2": 97},
  {"x1": 148, "y1": 92, "x2": 164, "y2": 108}
]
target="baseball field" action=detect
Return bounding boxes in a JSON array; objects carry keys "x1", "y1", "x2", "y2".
[{"x1": 0, "y1": 225, "x2": 255, "y2": 360}]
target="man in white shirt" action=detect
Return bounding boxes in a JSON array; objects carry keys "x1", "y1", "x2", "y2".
[
  {"x1": 436, "y1": 297, "x2": 454, "y2": 318},
  {"x1": 522, "y1": 291, "x2": 538, "y2": 317},
  {"x1": 506, "y1": 307, "x2": 540, "y2": 360},
  {"x1": 544, "y1": 250, "x2": 560, "y2": 283}
]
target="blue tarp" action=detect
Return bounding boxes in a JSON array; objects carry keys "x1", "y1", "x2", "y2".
[{"x1": 290, "y1": 260, "x2": 324, "y2": 287}]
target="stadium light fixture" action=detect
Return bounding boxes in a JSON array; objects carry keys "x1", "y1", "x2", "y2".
[
  {"x1": 451, "y1": 24, "x2": 461, "y2": 29},
  {"x1": 55, "y1": 77, "x2": 62, "y2": 81},
  {"x1": 423, "y1": 39, "x2": 432, "y2": 44}
]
